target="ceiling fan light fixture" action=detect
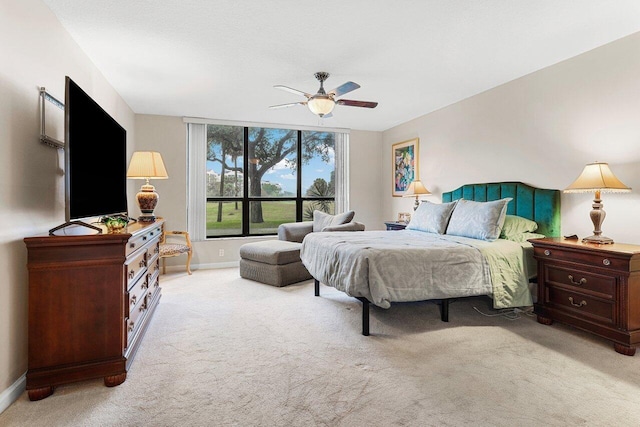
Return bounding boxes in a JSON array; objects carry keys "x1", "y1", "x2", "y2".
[{"x1": 307, "y1": 96, "x2": 335, "y2": 117}]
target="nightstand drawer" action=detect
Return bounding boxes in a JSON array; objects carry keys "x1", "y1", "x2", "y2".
[
  {"x1": 547, "y1": 286, "x2": 614, "y2": 324},
  {"x1": 534, "y1": 247, "x2": 627, "y2": 271},
  {"x1": 546, "y1": 265, "x2": 615, "y2": 298}
]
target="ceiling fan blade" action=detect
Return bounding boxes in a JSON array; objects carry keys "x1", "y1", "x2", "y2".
[
  {"x1": 336, "y1": 99, "x2": 378, "y2": 108},
  {"x1": 269, "y1": 101, "x2": 307, "y2": 109},
  {"x1": 273, "y1": 85, "x2": 311, "y2": 98},
  {"x1": 327, "y1": 81, "x2": 360, "y2": 97}
]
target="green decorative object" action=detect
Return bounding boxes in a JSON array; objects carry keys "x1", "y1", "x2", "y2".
[{"x1": 103, "y1": 217, "x2": 128, "y2": 233}]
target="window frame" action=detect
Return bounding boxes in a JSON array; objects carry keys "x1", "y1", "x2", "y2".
[{"x1": 205, "y1": 128, "x2": 334, "y2": 238}]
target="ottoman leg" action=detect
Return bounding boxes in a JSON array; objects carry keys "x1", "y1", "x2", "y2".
[{"x1": 314, "y1": 279, "x2": 320, "y2": 296}]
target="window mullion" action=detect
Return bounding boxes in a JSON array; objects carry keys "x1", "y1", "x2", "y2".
[
  {"x1": 242, "y1": 127, "x2": 249, "y2": 235},
  {"x1": 296, "y1": 130, "x2": 302, "y2": 222}
]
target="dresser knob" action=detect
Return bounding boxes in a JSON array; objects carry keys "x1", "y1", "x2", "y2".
[
  {"x1": 128, "y1": 270, "x2": 135, "y2": 279},
  {"x1": 603, "y1": 259, "x2": 611, "y2": 266},
  {"x1": 544, "y1": 250, "x2": 550, "y2": 256},
  {"x1": 128, "y1": 321, "x2": 135, "y2": 332},
  {"x1": 130, "y1": 295, "x2": 137, "y2": 306},
  {"x1": 568, "y1": 297, "x2": 587, "y2": 308},
  {"x1": 568, "y1": 275, "x2": 587, "y2": 286}
]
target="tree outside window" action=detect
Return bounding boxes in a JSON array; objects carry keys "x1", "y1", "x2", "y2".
[{"x1": 205, "y1": 125, "x2": 335, "y2": 237}]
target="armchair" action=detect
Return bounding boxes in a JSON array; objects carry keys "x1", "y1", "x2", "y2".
[
  {"x1": 159, "y1": 230, "x2": 193, "y2": 275},
  {"x1": 278, "y1": 210, "x2": 365, "y2": 243}
]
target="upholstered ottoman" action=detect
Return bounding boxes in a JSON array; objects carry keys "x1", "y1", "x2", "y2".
[{"x1": 239, "y1": 240, "x2": 312, "y2": 287}]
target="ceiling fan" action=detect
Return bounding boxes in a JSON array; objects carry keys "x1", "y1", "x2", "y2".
[{"x1": 269, "y1": 72, "x2": 378, "y2": 118}]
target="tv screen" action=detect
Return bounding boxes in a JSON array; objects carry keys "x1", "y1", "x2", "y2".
[{"x1": 65, "y1": 77, "x2": 127, "y2": 221}]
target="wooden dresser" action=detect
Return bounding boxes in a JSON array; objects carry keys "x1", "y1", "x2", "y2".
[
  {"x1": 530, "y1": 237, "x2": 640, "y2": 356},
  {"x1": 24, "y1": 219, "x2": 164, "y2": 400}
]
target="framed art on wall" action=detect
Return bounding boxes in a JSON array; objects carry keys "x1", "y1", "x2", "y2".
[
  {"x1": 392, "y1": 138, "x2": 419, "y2": 197},
  {"x1": 397, "y1": 212, "x2": 411, "y2": 224}
]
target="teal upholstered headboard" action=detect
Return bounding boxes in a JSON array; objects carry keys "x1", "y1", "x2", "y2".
[{"x1": 441, "y1": 182, "x2": 561, "y2": 237}]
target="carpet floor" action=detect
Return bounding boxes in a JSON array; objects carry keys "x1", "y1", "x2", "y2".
[{"x1": 2, "y1": 268, "x2": 640, "y2": 426}]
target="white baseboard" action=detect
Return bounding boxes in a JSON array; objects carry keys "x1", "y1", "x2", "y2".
[
  {"x1": 193, "y1": 261, "x2": 239, "y2": 270},
  {"x1": 163, "y1": 261, "x2": 239, "y2": 273},
  {"x1": 0, "y1": 373, "x2": 25, "y2": 415}
]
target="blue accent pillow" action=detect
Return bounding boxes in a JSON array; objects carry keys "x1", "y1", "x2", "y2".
[
  {"x1": 406, "y1": 200, "x2": 458, "y2": 234},
  {"x1": 446, "y1": 198, "x2": 512, "y2": 241}
]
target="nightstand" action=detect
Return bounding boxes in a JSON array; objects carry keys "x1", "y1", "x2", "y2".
[
  {"x1": 530, "y1": 237, "x2": 640, "y2": 356},
  {"x1": 384, "y1": 221, "x2": 407, "y2": 230}
]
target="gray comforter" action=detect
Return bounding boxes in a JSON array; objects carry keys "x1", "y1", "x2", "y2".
[{"x1": 300, "y1": 230, "x2": 531, "y2": 309}]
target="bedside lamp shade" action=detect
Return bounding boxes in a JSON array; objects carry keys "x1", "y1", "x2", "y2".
[
  {"x1": 564, "y1": 161, "x2": 630, "y2": 244},
  {"x1": 127, "y1": 151, "x2": 168, "y2": 222},
  {"x1": 403, "y1": 179, "x2": 431, "y2": 210}
]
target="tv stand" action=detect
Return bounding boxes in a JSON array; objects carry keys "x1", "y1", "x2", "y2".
[
  {"x1": 24, "y1": 219, "x2": 164, "y2": 400},
  {"x1": 48, "y1": 220, "x2": 103, "y2": 235}
]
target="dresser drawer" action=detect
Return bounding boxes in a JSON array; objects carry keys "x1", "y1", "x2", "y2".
[
  {"x1": 126, "y1": 224, "x2": 162, "y2": 256},
  {"x1": 125, "y1": 290, "x2": 148, "y2": 348},
  {"x1": 126, "y1": 275, "x2": 149, "y2": 318},
  {"x1": 534, "y1": 247, "x2": 628, "y2": 272},
  {"x1": 125, "y1": 249, "x2": 147, "y2": 290},
  {"x1": 546, "y1": 265, "x2": 615, "y2": 298},
  {"x1": 148, "y1": 254, "x2": 161, "y2": 277},
  {"x1": 547, "y1": 286, "x2": 614, "y2": 324}
]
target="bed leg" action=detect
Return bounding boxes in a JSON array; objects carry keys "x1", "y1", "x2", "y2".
[
  {"x1": 356, "y1": 297, "x2": 370, "y2": 336},
  {"x1": 314, "y1": 279, "x2": 320, "y2": 296},
  {"x1": 440, "y1": 299, "x2": 450, "y2": 322}
]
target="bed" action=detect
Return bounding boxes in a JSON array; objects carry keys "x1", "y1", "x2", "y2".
[{"x1": 300, "y1": 181, "x2": 561, "y2": 335}]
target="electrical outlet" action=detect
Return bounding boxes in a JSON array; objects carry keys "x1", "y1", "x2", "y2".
[{"x1": 219, "y1": 249, "x2": 224, "y2": 257}]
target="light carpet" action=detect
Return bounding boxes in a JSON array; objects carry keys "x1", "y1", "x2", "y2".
[{"x1": 2, "y1": 268, "x2": 640, "y2": 426}]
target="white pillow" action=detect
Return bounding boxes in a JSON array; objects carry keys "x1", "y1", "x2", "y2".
[
  {"x1": 313, "y1": 210, "x2": 355, "y2": 232},
  {"x1": 406, "y1": 200, "x2": 458, "y2": 234},
  {"x1": 446, "y1": 198, "x2": 512, "y2": 241}
]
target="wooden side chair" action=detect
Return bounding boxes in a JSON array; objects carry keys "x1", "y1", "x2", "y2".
[{"x1": 159, "y1": 230, "x2": 193, "y2": 275}]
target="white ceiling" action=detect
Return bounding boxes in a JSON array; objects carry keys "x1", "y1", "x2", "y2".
[{"x1": 42, "y1": 0, "x2": 640, "y2": 132}]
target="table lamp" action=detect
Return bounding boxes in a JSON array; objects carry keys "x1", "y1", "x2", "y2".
[
  {"x1": 403, "y1": 179, "x2": 431, "y2": 210},
  {"x1": 564, "y1": 161, "x2": 630, "y2": 244},
  {"x1": 127, "y1": 151, "x2": 169, "y2": 222}
]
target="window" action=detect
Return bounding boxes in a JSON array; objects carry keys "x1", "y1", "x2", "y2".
[{"x1": 204, "y1": 124, "x2": 336, "y2": 238}]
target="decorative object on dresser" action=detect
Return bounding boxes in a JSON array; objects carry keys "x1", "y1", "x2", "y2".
[
  {"x1": 564, "y1": 161, "x2": 631, "y2": 244},
  {"x1": 402, "y1": 179, "x2": 431, "y2": 210},
  {"x1": 159, "y1": 230, "x2": 193, "y2": 274},
  {"x1": 392, "y1": 138, "x2": 419, "y2": 197},
  {"x1": 23, "y1": 219, "x2": 164, "y2": 400},
  {"x1": 530, "y1": 237, "x2": 640, "y2": 356},
  {"x1": 127, "y1": 151, "x2": 169, "y2": 222},
  {"x1": 385, "y1": 221, "x2": 407, "y2": 231}
]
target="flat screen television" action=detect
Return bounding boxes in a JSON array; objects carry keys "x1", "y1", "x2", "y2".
[{"x1": 64, "y1": 76, "x2": 128, "y2": 222}]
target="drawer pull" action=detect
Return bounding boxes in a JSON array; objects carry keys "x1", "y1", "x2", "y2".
[
  {"x1": 568, "y1": 275, "x2": 587, "y2": 286},
  {"x1": 568, "y1": 297, "x2": 587, "y2": 308},
  {"x1": 130, "y1": 295, "x2": 137, "y2": 306},
  {"x1": 128, "y1": 321, "x2": 135, "y2": 332},
  {"x1": 544, "y1": 250, "x2": 550, "y2": 256},
  {"x1": 128, "y1": 270, "x2": 135, "y2": 279},
  {"x1": 143, "y1": 236, "x2": 148, "y2": 241},
  {"x1": 129, "y1": 243, "x2": 135, "y2": 249},
  {"x1": 139, "y1": 260, "x2": 146, "y2": 268},
  {"x1": 603, "y1": 259, "x2": 611, "y2": 266}
]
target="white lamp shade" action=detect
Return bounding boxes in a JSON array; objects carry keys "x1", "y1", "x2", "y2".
[
  {"x1": 307, "y1": 96, "x2": 335, "y2": 116},
  {"x1": 402, "y1": 179, "x2": 432, "y2": 197},
  {"x1": 564, "y1": 162, "x2": 630, "y2": 193},
  {"x1": 127, "y1": 151, "x2": 169, "y2": 179}
]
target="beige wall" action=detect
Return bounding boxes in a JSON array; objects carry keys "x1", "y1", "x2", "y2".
[
  {"x1": 134, "y1": 117, "x2": 386, "y2": 271},
  {"x1": 383, "y1": 32, "x2": 640, "y2": 243},
  {"x1": 0, "y1": 0, "x2": 136, "y2": 402}
]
